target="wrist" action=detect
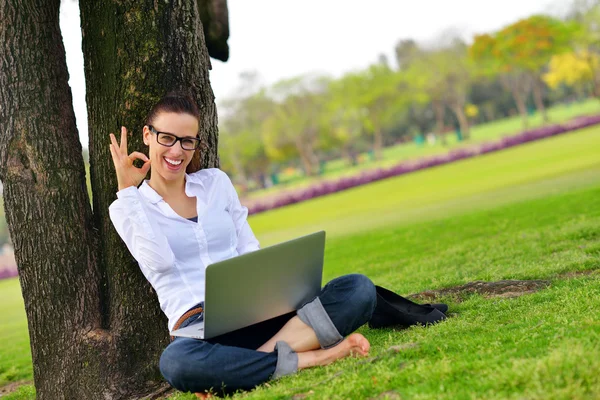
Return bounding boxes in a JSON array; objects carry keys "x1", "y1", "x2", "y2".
[
  {"x1": 116, "y1": 185, "x2": 140, "y2": 200},
  {"x1": 118, "y1": 179, "x2": 137, "y2": 191}
]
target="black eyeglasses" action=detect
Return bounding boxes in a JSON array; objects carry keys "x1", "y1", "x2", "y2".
[{"x1": 148, "y1": 125, "x2": 202, "y2": 151}]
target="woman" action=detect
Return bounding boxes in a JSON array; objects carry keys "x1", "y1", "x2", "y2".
[{"x1": 108, "y1": 92, "x2": 379, "y2": 397}]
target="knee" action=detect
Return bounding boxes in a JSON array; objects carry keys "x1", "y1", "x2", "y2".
[
  {"x1": 160, "y1": 340, "x2": 208, "y2": 393},
  {"x1": 344, "y1": 274, "x2": 377, "y2": 316},
  {"x1": 159, "y1": 344, "x2": 186, "y2": 391}
]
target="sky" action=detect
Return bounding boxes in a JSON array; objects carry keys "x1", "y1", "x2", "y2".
[{"x1": 59, "y1": 0, "x2": 564, "y2": 148}]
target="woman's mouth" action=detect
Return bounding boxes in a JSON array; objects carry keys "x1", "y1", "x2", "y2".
[{"x1": 164, "y1": 157, "x2": 183, "y2": 171}]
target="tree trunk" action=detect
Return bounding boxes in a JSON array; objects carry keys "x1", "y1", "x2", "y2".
[
  {"x1": 513, "y1": 88, "x2": 529, "y2": 130},
  {"x1": 0, "y1": 0, "x2": 219, "y2": 398},
  {"x1": 433, "y1": 100, "x2": 447, "y2": 146},
  {"x1": 502, "y1": 74, "x2": 529, "y2": 130},
  {"x1": 372, "y1": 122, "x2": 383, "y2": 160},
  {"x1": 531, "y1": 76, "x2": 548, "y2": 123},
  {"x1": 483, "y1": 102, "x2": 496, "y2": 122},
  {"x1": 583, "y1": 53, "x2": 600, "y2": 98},
  {"x1": 230, "y1": 151, "x2": 249, "y2": 188},
  {"x1": 0, "y1": 1, "x2": 103, "y2": 398},
  {"x1": 450, "y1": 102, "x2": 470, "y2": 140},
  {"x1": 343, "y1": 146, "x2": 357, "y2": 166},
  {"x1": 295, "y1": 139, "x2": 315, "y2": 176}
]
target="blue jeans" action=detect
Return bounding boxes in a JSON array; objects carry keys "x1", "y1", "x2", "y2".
[{"x1": 159, "y1": 274, "x2": 377, "y2": 395}]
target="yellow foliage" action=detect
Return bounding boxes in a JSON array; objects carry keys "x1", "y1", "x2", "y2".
[
  {"x1": 543, "y1": 51, "x2": 599, "y2": 89},
  {"x1": 465, "y1": 104, "x2": 479, "y2": 118}
]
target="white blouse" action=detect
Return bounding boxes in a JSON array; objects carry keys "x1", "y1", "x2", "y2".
[{"x1": 108, "y1": 168, "x2": 260, "y2": 331}]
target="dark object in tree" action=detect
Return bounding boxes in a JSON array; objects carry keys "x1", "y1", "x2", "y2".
[
  {"x1": 198, "y1": 0, "x2": 230, "y2": 61},
  {"x1": 0, "y1": 0, "x2": 219, "y2": 398}
]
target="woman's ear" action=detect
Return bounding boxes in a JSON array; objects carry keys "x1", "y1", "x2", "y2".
[{"x1": 142, "y1": 125, "x2": 151, "y2": 146}]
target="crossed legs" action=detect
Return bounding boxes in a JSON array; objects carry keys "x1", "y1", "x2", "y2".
[{"x1": 160, "y1": 274, "x2": 377, "y2": 396}]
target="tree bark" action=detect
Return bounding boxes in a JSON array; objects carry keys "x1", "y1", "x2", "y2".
[
  {"x1": 0, "y1": 1, "x2": 103, "y2": 398},
  {"x1": 1, "y1": 0, "x2": 219, "y2": 398},
  {"x1": 79, "y1": 0, "x2": 219, "y2": 397}
]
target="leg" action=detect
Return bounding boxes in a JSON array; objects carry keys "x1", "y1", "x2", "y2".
[
  {"x1": 160, "y1": 334, "x2": 367, "y2": 396},
  {"x1": 160, "y1": 337, "x2": 287, "y2": 396},
  {"x1": 296, "y1": 333, "x2": 371, "y2": 368},
  {"x1": 258, "y1": 274, "x2": 377, "y2": 352},
  {"x1": 161, "y1": 275, "x2": 376, "y2": 395}
]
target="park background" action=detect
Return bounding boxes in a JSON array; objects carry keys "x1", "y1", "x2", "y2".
[{"x1": 1, "y1": 0, "x2": 600, "y2": 399}]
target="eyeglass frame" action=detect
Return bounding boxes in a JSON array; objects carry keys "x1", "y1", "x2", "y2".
[{"x1": 147, "y1": 125, "x2": 204, "y2": 151}]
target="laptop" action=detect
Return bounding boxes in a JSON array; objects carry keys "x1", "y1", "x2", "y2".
[{"x1": 170, "y1": 230, "x2": 326, "y2": 339}]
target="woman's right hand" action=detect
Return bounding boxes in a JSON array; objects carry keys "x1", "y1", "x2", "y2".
[{"x1": 109, "y1": 126, "x2": 151, "y2": 191}]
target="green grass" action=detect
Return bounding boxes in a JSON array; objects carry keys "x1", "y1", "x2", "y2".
[
  {"x1": 0, "y1": 279, "x2": 31, "y2": 387},
  {"x1": 2, "y1": 125, "x2": 600, "y2": 399},
  {"x1": 245, "y1": 98, "x2": 600, "y2": 200},
  {"x1": 249, "y1": 125, "x2": 600, "y2": 246}
]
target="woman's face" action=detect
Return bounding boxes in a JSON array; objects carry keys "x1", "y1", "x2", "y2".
[{"x1": 143, "y1": 111, "x2": 199, "y2": 183}]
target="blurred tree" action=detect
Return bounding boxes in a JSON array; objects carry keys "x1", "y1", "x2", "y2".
[
  {"x1": 220, "y1": 87, "x2": 273, "y2": 189},
  {"x1": 336, "y1": 65, "x2": 407, "y2": 159},
  {"x1": 262, "y1": 75, "x2": 328, "y2": 176},
  {"x1": 406, "y1": 39, "x2": 473, "y2": 141},
  {"x1": 393, "y1": 40, "x2": 436, "y2": 138},
  {"x1": 470, "y1": 33, "x2": 533, "y2": 128},
  {"x1": 496, "y1": 15, "x2": 574, "y2": 122},
  {"x1": 567, "y1": 0, "x2": 600, "y2": 96},
  {"x1": 394, "y1": 39, "x2": 421, "y2": 71},
  {"x1": 323, "y1": 80, "x2": 365, "y2": 165},
  {"x1": 544, "y1": 50, "x2": 600, "y2": 96},
  {"x1": 472, "y1": 16, "x2": 574, "y2": 125},
  {"x1": 0, "y1": 0, "x2": 221, "y2": 398},
  {"x1": 0, "y1": 217, "x2": 9, "y2": 246},
  {"x1": 404, "y1": 61, "x2": 447, "y2": 143},
  {"x1": 432, "y1": 40, "x2": 474, "y2": 139},
  {"x1": 469, "y1": 78, "x2": 515, "y2": 122}
]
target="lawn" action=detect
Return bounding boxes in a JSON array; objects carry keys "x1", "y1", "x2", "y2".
[
  {"x1": 0, "y1": 279, "x2": 30, "y2": 388},
  {"x1": 249, "y1": 124, "x2": 600, "y2": 246},
  {"x1": 244, "y1": 98, "x2": 600, "y2": 200},
  {"x1": 1, "y1": 124, "x2": 599, "y2": 399}
]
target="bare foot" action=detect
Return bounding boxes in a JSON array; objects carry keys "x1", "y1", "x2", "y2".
[
  {"x1": 195, "y1": 392, "x2": 212, "y2": 399},
  {"x1": 298, "y1": 333, "x2": 370, "y2": 369}
]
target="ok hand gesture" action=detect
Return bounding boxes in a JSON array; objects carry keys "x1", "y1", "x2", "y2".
[{"x1": 109, "y1": 126, "x2": 151, "y2": 191}]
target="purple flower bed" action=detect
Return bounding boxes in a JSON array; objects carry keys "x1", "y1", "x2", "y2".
[
  {"x1": 0, "y1": 267, "x2": 18, "y2": 280},
  {"x1": 246, "y1": 114, "x2": 600, "y2": 215}
]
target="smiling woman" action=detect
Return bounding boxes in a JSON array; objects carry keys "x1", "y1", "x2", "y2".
[{"x1": 106, "y1": 92, "x2": 418, "y2": 397}]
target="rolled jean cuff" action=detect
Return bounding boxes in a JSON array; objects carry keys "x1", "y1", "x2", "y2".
[
  {"x1": 297, "y1": 297, "x2": 344, "y2": 349},
  {"x1": 272, "y1": 341, "x2": 298, "y2": 379}
]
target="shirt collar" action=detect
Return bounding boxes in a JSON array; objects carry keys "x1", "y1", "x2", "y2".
[
  {"x1": 184, "y1": 172, "x2": 205, "y2": 196},
  {"x1": 138, "y1": 180, "x2": 163, "y2": 204},
  {"x1": 138, "y1": 173, "x2": 205, "y2": 204}
]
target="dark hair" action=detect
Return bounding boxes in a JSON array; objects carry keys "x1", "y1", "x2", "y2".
[{"x1": 146, "y1": 91, "x2": 202, "y2": 173}]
